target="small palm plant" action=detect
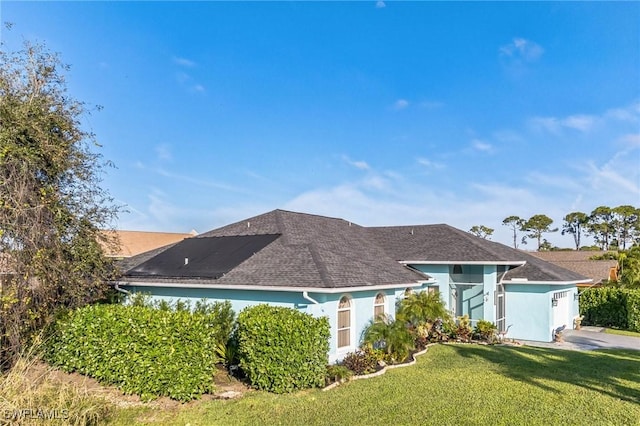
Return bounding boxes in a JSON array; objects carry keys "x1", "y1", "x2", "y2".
[
  {"x1": 397, "y1": 291, "x2": 452, "y2": 327},
  {"x1": 362, "y1": 316, "x2": 414, "y2": 363}
]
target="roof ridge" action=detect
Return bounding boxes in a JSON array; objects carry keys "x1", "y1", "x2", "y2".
[
  {"x1": 306, "y1": 243, "x2": 335, "y2": 288},
  {"x1": 274, "y1": 209, "x2": 354, "y2": 224}
]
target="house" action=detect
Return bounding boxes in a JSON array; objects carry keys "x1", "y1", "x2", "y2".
[
  {"x1": 115, "y1": 209, "x2": 589, "y2": 362},
  {"x1": 101, "y1": 230, "x2": 197, "y2": 259},
  {"x1": 529, "y1": 251, "x2": 618, "y2": 287}
]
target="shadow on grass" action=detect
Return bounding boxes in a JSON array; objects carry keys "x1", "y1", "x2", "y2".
[{"x1": 448, "y1": 344, "x2": 640, "y2": 404}]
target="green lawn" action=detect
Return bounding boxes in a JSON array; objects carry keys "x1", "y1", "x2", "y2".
[
  {"x1": 111, "y1": 345, "x2": 640, "y2": 426},
  {"x1": 604, "y1": 328, "x2": 640, "y2": 338}
]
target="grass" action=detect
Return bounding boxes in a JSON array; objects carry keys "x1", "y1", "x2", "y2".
[
  {"x1": 604, "y1": 328, "x2": 640, "y2": 338},
  {"x1": 0, "y1": 350, "x2": 115, "y2": 426},
  {"x1": 110, "y1": 344, "x2": 640, "y2": 425}
]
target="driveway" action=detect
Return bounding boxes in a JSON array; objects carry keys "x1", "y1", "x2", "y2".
[{"x1": 520, "y1": 326, "x2": 640, "y2": 351}]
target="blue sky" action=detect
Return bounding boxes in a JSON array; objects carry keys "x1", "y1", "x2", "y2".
[{"x1": 2, "y1": 1, "x2": 639, "y2": 248}]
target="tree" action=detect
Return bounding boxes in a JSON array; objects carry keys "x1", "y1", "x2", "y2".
[
  {"x1": 617, "y1": 247, "x2": 640, "y2": 289},
  {"x1": 611, "y1": 205, "x2": 639, "y2": 250},
  {"x1": 522, "y1": 214, "x2": 558, "y2": 251},
  {"x1": 502, "y1": 216, "x2": 525, "y2": 249},
  {"x1": 0, "y1": 38, "x2": 118, "y2": 368},
  {"x1": 562, "y1": 211, "x2": 588, "y2": 250},
  {"x1": 587, "y1": 206, "x2": 615, "y2": 250},
  {"x1": 469, "y1": 225, "x2": 494, "y2": 240}
]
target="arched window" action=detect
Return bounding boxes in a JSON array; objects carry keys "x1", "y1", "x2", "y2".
[
  {"x1": 337, "y1": 296, "x2": 352, "y2": 349},
  {"x1": 374, "y1": 293, "x2": 386, "y2": 319}
]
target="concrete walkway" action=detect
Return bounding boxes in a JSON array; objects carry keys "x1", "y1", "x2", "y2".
[{"x1": 519, "y1": 326, "x2": 640, "y2": 351}]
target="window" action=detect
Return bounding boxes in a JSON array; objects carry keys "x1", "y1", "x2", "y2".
[
  {"x1": 337, "y1": 296, "x2": 352, "y2": 349},
  {"x1": 374, "y1": 293, "x2": 386, "y2": 319}
]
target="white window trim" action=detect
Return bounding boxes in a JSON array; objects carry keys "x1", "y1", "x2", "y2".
[
  {"x1": 373, "y1": 292, "x2": 386, "y2": 319},
  {"x1": 337, "y1": 294, "x2": 355, "y2": 353}
]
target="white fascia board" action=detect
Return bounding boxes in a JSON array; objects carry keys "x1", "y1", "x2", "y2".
[
  {"x1": 400, "y1": 260, "x2": 526, "y2": 266},
  {"x1": 502, "y1": 279, "x2": 592, "y2": 286},
  {"x1": 114, "y1": 280, "x2": 434, "y2": 294}
]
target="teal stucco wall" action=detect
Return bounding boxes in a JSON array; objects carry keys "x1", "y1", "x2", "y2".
[
  {"x1": 122, "y1": 285, "x2": 400, "y2": 363},
  {"x1": 504, "y1": 283, "x2": 579, "y2": 342}
]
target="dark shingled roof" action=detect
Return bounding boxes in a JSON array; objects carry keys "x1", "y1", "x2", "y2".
[
  {"x1": 121, "y1": 210, "x2": 427, "y2": 288},
  {"x1": 126, "y1": 235, "x2": 281, "y2": 279},
  {"x1": 367, "y1": 224, "x2": 589, "y2": 283},
  {"x1": 121, "y1": 210, "x2": 589, "y2": 288}
]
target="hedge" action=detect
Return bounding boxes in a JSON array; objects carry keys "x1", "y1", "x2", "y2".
[
  {"x1": 45, "y1": 300, "x2": 234, "y2": 401},
  {"x1": 235, "y1": 305, "x2": 330, "y2": 393},
  {"x1": 579, "y1": 287, "x2": 640, "y2": 332}
]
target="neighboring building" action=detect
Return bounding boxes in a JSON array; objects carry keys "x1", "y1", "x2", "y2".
[
  {"x1": 101, "y1": 230, "x2": 197, "y2": 259},
  {"x1": 115, "y1": 210, "x2": 589, "y2": 362},
  {"x1": 529, "y1": 251, "x2": 618, "y2": 287}
]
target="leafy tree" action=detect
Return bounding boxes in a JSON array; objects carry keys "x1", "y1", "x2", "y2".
[
  {"x1": 469, "y1": 225, "x2": 494, "y2": 240},
  {"x1": 0, "y1": 39, "x2": 118, "y2": 368},
  {"x1": 617, "y1": 247, "x2": 640, "y2": 289},
  {"x1": 502, "y1": 216, "x2": 525, "y2": 249},
  {"x1": 522, "y1": 214, "x2": 558, "y2": 251},
  {"x1": 562, "y1": 211, "x2": 589, "y2": 250},
  {"x1": 612, "y1": 205, "x2": 639, "y2": 250},
  {"x1": 587, "y1": 206, "x2": 615, "y2": 250}
]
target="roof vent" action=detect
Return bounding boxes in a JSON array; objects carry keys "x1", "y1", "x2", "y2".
[
  {"x1": 247, "y1": 221, "x2": 251, "y2": 228},
  {"x1": 184, "y1": 257, "x2": 189, "y2": 265}
]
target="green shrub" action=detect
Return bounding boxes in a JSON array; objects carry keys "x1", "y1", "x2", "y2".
[
  {"x1": 580, "y1": 287, "x2": 628, "y2": 328},
  {"x1": 45, "y1": 300, "x2": 234, "y2": 401},
  {"x1": 474, "y1": 320, "x2": 498, "y2": 342},
  {"x1": 625, "y1": 290, "x2": 640, "y2": 332},
  {"x1": 340, "y1": 345, "x2": 380, "y2": 375},
  {"x1": 325, "y1": 364, "x2": 353, "y2": 386},
  {"x1": 454, "y1": 315, "x2": 473, "y2": 342},
  {"x1": 235, "y1": 305, "x2": 330, "y2": 393}
]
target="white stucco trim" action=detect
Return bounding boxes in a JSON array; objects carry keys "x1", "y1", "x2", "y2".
[
  {"x1": 114, "y1": 280, "x2": 434, "y2": 293},
  {"x1": 502, "y1": 279, "x2": 592, "y2": 285},
  {"x1": 400, "y1": 260, "x2": 526, "y2": 266}
]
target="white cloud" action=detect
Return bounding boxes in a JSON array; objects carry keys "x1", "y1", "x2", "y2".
[
  {"x1": 393, "y1": 99, "x2": 409, "y2": 110},
  {"x1": 192, "y1": 84, "x2": 206, "y2": 93},
  {"x1": 155, "y1": 144, "x2": 172, "y2": 162},
  {"x1": 620, "y1": 133, "x2": 640, "y2": 147},
  {"x1": 605, "y1": 102, "x2": 640, "y2": 123},
  {"x1": 173, "y1": 56, "x2": 196, "y2": 67},
  {"x1": 529, "y1": 114, "x2": 596, "y2": 134},
  {"x1": 500, "y1": 38, "x2": 544, "y2": 62},
  {"x1": 417, "y1": 157, "x2": 445, "y2": 170},
  {"x1": 471, "y1": 139, "x2": 493, "y2": 152},
  {"x1": 342, "y1": 155, "x2": 370, "y2": 170},
  {"x1": 562, "y1": 115, "x2": 596, "y2": 132},
  {"x1": 375, "y1": 1, "x2": 386, "y2": 8},
  {"x1": 175, "y1": 71, "x2": 205, "y2": 94}
]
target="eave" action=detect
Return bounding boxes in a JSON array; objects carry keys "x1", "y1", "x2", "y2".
[{"x1": 113, "y1": 279, "x2": 436, "y2": 294}]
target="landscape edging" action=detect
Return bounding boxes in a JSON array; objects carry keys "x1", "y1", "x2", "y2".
[{"x1": 322, "y1": 343, "x2": 437, "y2": 391}]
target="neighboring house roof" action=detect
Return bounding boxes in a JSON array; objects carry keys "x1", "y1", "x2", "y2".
[
  {"x1": 120, "y1": 209, "x2": 589, "y2": 288},
  {"x1": 368, "y1": 224, "x2": 590, "y2": 284},
  {"x1": 121, "y1": 210, "x2": 429, "y2": 289},
  {"x1": 529, "y1": 251, "x2": 618, "y2": 284},
  {"x1": 101, "y1": 230, "x2": 197, "y2": 258}
]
